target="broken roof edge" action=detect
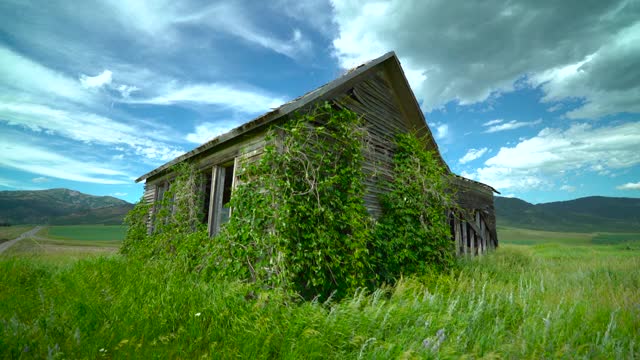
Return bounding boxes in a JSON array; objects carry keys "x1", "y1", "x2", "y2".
[
  {"x1": 452, "y1": 174, "x2": 501, "y2": 194},
  {"x1": 136, "y1": 51, "x2": 398, "y2": 183}
]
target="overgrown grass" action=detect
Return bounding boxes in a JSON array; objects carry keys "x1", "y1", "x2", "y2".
[
  {"x1": 2, "y1": 237, "x2": 118, "y2": 265},
  {"x1": 1, "y1": 244, "x2": 638, "y2": 358}
]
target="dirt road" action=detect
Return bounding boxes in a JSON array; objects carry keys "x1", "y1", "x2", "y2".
[{"x1": 0, "y1": 226, "x2": 42, "y2": 254}]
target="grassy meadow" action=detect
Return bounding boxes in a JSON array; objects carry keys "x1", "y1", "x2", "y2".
[{"x1": 0, "y1": 227, "x2": 639, "y2": 358}]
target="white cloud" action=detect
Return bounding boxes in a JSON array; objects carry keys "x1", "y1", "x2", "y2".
[
  {"x1": 108, "y1": 1, "x2": 312, "y2": 59},
  {"x1": 0, "y1": 102, "x2": 184, "y2": 162},
  {"x1": 0, "y1": 45, "x2": 89, "y2": 104},
  {"x1": 0, "y1": 134, "x2": 133, "y2": 185},
  {"x1": 560, "y1": 185, "x2": 576, "y2": 192},
  {"x1": 484, "y1": 119, "x2": 542, "y2": 133},
  {"x1": 79, "y1": 70, "x2": 113, "y2": 89},
  {"x1": 112, "y1": 192, "x2": 128, "y2": 197},
  {"x1": 459, "y1": 147, "x2": 488, "y2": 164},
  {"x1": 531, "y1": 23, "x2": 640, "y2": 119},
  {"x1": 617, "y1": 182, "x2": 640, "y2": 190},
  {"x1": 117, "y1": 84, "x2": 139, "y2": 98},
  {"x1": 273, "y1": 0, "x2": 335, "y2": 35},
  {"x1": 31, "y1": 177, "x2": 50, "y2": 183},
  {"x1": 185, "y1": 122, "x2": 241, "y2": 144},
  {"x1": 466, "y1": 121, "x2": 640, "y2": 191},
  {"x1": 133, "y1": 83, "x2": 285, "y2": 114},
  {"x1": 482, "y1": 119, "x2": 504, "y2": 126},
  {"x1": 330, "y1": 0, "x2": 640, "y2": 117},
  {"x1": 546, "y1": 103, "x2": 564, "y2": 113},
  {"x1": 434, "y1": 124, "x2": 448, "y2": 140}
]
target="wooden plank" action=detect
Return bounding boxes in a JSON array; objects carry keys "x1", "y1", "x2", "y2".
[
  {"x1": 480, "y1": 215, "x2": 486, "y2": 253},
  {"x1": 207, "y1": 166, "x2": 218, "y2": 236},
  {"x1": 475, "y1": 211, "x2": 483, "y2": 255},
  {"x1": 454, "y1": 217, "x2": 461, "y2": 255},
  {"x1": 470, "y1": 230, "x2": 476, "y2": 256},
  {"x1": 211, "y1": 166, "x2": 225, "y2": 236},
  {"x1": 461, "y1": 220, "x2": 468, "y2": 256},
  {"x1": 143, "y1": 182, "x2": 157, "y2": 234}
]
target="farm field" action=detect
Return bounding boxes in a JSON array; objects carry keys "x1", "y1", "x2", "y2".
[
  {"x1": 0, "y1": 228, "x2": 638, "y2": 358},
  {"x1": 39, "y1": 225, "x2": 126, "y2": 242},
  {"x1": 0, "y1": 225, "x2": 124, "y2": 262},
  {"x1": 498, "y1": 226, "x2": 640, "y2": 246},
  {"x1": 0, "y1": 225, "x2": 34, "y2": 244}
]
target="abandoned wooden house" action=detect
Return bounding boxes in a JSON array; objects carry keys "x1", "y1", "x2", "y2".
[{"x1": 136, "y1": 52, "x2": 499, "y2": 256}]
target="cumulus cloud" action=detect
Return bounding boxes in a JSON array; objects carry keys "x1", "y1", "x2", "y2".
[
  {"x1": 459, "y1": 147, "x2": 488, "y2": 164},
  {"x1": 617, "y1": 182, "x2": 640, "y2": 190},
  {"x1": 330, "y1": 0, "x2": 640, "y2": 117},
  {"x1": 465, "y1": 121, "x2": 640, "y2": 191},
  {"x1": 560, "y1": 185, "x2": 576, "y2": 192},
  {"x1": 484, "y1": 119, "x2": 542, "y2": 133}
]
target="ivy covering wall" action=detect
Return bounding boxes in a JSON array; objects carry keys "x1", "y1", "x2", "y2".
[{"x1": 122, "y1": 103, "x2": 456, "y2": 300}]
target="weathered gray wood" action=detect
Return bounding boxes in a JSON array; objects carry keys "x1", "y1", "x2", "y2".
[
  {"x1": 207, "y1": 167, "x2": 217, "y2": 237},
  {"x1": 454, "y1": 217, "x2": 461, "y2": 255},
  {"x1": 138, "y1": 52, "x2": 500, "y2": 252},
  {"x1": 143, "y1": 183, "x2": 156, "y2": 234},
  {"x1": 469, "y1": 220, "x2": 475, "y2": 256},
  {"x1": 461, "y1": 221, "x2": 468, "y2": 256},
  {"x1": 480, "y1": 215, "x2": 486, "y2": 253},
  {"x1": 474, "y1": 211, "x2": 482, "y2": 254},
  {"x1": 210, "y1": 166, "x2": 226, "y2": 236}
]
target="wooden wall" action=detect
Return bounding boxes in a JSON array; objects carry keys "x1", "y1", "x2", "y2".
[
  {"x1": 338, "y1": 70, "x2": 410, "y2": 218},
  {"x1": 140, "y1": 68, "x2": 499, "y2": 253}
]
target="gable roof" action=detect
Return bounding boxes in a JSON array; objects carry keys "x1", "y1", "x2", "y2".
[{"x1": 136, "y1": 52, "x2": 497, "y2": 194}]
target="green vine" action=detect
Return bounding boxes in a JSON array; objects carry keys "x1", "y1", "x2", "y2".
[
  {"x1": 374, "y1": 133, "x2": 456, "y2": 281},
  {"x1": 213, "y1": 102, "x2": 374, "y2": 299},
  {"x1": 123, "y1": 102, "x2": 457, "y2": 300}
]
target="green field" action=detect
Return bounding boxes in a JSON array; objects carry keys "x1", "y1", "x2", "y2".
[
  {"x1": 40, "y1": 225, "x2": 126, "y2": 241},
  {"x1": 498, "y1": 226, "x2": 640, "y2": 246},
  {"x1": 0, "y1": 225, "x2": 124, "y2": 262},
  {"x1": 0, "y1": 227, "x2": 638, "y2": 358}
]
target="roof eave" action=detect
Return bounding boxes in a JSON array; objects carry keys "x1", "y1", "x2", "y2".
[{"x1": 136, "y1": 51, "x2": 398, "y2": 183}]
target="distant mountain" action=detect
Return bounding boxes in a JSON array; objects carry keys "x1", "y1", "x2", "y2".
[
  {"x1": 495, "y1": 196, "x2": 640, "y2": 232},
  {"x1": 0, "y1": 188, "x2": 134, "y2": 225}
]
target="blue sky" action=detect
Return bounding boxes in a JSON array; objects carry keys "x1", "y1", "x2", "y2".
[{"x1": 1, "y1": 0, "x2": 639, "y2": 204}]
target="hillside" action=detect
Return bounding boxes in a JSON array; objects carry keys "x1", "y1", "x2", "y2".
[
  {"x1": 0, "y1": 188, "x2": 133, "y2": 225},
  {"x1": 495, "y1": 196, "x2": 640, "y2": 232}
]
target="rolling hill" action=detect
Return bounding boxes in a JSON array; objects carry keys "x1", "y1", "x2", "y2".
[
  {"x1": 0, "y1": 188, "x2": 133, "y2": 225},
  {"x1": 495, "y1": 196, "x2": 640, "y2": 232}
]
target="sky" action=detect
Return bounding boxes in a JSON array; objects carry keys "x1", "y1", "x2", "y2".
[{"x1": 0, "y1": 0, "x2": 639, "y2": 204}]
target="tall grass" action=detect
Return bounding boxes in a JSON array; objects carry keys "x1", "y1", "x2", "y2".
[{"x1": 1, "y1": 244, "x2": 638, "y2": 358}]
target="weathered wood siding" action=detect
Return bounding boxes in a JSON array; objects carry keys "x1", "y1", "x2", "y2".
[
  {"x1": 449, "y1": 176, "x2": 498, "y2": 254},
  {"x1": 140, "y1": 67, "x2": 499, "y2": 254},
  {"x1": 142, "y1": 182, "x2": 156, "y2": 233},
  {"x1": 143, "y1": 130, "x2": 269, "y2": 234},
  {"x1": 336, "y1": 70, "x2": 414, "y2": 218}
]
